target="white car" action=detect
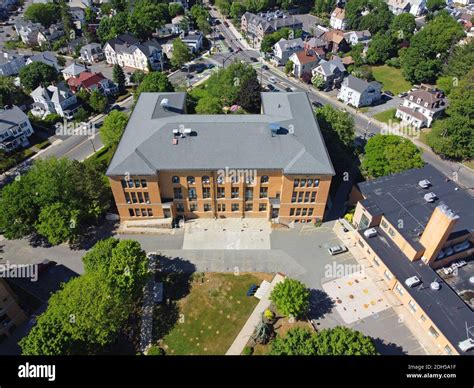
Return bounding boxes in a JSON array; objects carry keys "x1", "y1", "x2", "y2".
[
  {"x1": 328, "y1": 245, "x2": 348, "y2": 256},
  {"x1": 364, "y1": 228, "x2": 377, "y2": 238},
  {"x1": 405, "y1": 276, "x2": 421, "y2": 288},
  {"x1": 458, "y1": 338, "x2": 474, "y2": 352},
  {"x1": 268, "y1": 76, "x2": 276, "y2": 84}
]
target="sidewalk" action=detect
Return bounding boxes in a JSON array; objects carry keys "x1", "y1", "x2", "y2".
[{"x1": 226, "y1": 273, "x2": 285, "y2": 355}]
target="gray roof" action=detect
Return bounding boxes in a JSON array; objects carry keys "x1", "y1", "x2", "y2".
[
  {"x1": 62, "y1": 62, "x2": 86, "y2": 76},
  {"x1": 105, "y1": 33, "x2": 162, "y2": 56},
  {"x1": 316, "y1": 56, "x2": 345, "y2": 76},
  {"x1": 342, "y1": 75, "x2": 381, "y2": 93},
  {"x1": 243, "y1": 12, "x2": 302, "y2": 33},
  {"x1": 274, "y1": 37, "x2": 304, "y2": 52},
  {"x1": 360, "y1": 226, "x2": 474, "y2": 355},
  {"x1": 26, "y1": 51, "x2": 59, "y2": 70},
  {"x1": 358, "y1": 164, "x2": 474, "y2": 249},
  {"x1": 107, "y1": 92, "x2": 335, "y2": 177},
  {"x1": 0, "y1": 106, "x2": 28, "y2": 134},
  {"x1": 0, "y1": 51, "x2": 25, "y2": 65}
]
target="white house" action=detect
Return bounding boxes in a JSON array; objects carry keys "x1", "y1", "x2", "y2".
[
  {"x1": 0, "y1": 51, "x2": 26, "y2": 76},
  {"x1": 337, "y1": 75, "x2": 382, "y2": 108},
  {"x1": 272, "y1": 37, "x2": 304, "y2": 65},
  {"x1": 104, "y1": 33, "x2": 163, "y2": 72},
  {"x1": 330, "y1": 7, "x2": 347, "y2": 31},
  {"x1": 62, "y1": 62, "x2": 87, "y2": 80},
  {"x1": 80, "y1": 43, "x2": 105, "y2": 63},
  {"x1": 344, "y1": 30, "x2": 372, "y2": 46},
  {"x1": 289, "y1": 50, "x2": 320, "y2": 78},
  {"x1": 0, "y1": 106, "x2": 34, "y2": 152},
  {"x1": 395, "y1": 87, "x2": 447, "y2": 128},
  {"x1": 180, "y1": 32, "x2": 203, "y2": 53},
  {"x1": 387, "y1": 0, "x2": 412, "y2": 15},
  {"x1": 30, "y1": 82, "x2": 79, "y2": 119}
]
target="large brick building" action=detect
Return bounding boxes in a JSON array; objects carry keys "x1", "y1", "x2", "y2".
[{"x1": 106, "y1": 92, "x2": 335, "y2": 226}]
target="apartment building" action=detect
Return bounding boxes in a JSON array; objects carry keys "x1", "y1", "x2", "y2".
[
  {"x1": 106, "y1": 92, "x2": 335, "y2": 226},
  {"x1": 350, "y1": 165, "x2": 474, "y2": 355},
  {"x1": 241, "y1": 11, "x2": 303, "y2": 49},
  {"x1": 0, "y1": 279, "x2": 27, "y2": 342}
]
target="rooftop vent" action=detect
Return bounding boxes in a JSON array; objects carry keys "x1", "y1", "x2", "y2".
[
  {"x1": 418, "y1": 179, "x2": 431, "y2": 189},
  {"x1": 424, "y1": 192, "x2": 437, "y2": 202},
  {"x1": 184, "y1": 127, "x2": 192, "y2": 135},
  {"x1": 172, "y1": 128, "x2": 179, "y2": 135},
  {"x1": 269, "y1": 123, "x2": 280, "y2": 136},
  {"x1": 160, "y1": 98, "x2": 170, "y2": 109},
  {"x1": 430, "y1": 281, "x2": 441, "y2": 291}
]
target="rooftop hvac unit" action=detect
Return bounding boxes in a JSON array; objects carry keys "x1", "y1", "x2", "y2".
[
  {"x1": 430, "y1": 281, "x2": 441, "y2": 291},
  {"x1": 184, "y1": 127, "x2": 192, "y2": 135},
  {"x1": 418, "y1": 179, "x2": 431, "y2": 189},
  {"x1": 172, "y1": 128, "x2": 179, "y2": 135},
  {"x1": 160, "y1": 98, "x2": 170, "y2": 109},
  {"x1": 424, "y1": 192, "x2": 437, "y2": 202}
]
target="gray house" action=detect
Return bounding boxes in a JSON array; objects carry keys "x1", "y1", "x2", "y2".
[
  {"x1": 26, "y1": 51, "x2": 60, "y2": 71},
  {"x1": 0, "y1": 51, "x2": 26, "y2": 76},
  {"x1": 337, "y1": 75, "x2": 382, "y2": 108},
  {"x1": 80, "y1": 43, "x2": 105, "y2": 63},
  {"x1": 272, "y1": 38, "x2": 304, "y2": 65},
  {"x1": 0, "y1": 106, "x2": 34, "y2": 152}
]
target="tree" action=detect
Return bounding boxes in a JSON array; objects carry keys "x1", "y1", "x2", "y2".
[
  {"x1": 35, "y1": 203, "x2": 80, "y2": 245},
  {"x1": 170, "y1": 38, "x2": 192, "y2": 69},
  {"x1": 284, "y1": 60, "x2": 294, "y2": 75},
  {"x1": 236, "y1": 76, "x2": 261, "y2": 113},
  {"x1": 168, "y1": 3, "x2": 184, "y2": 18},
  {"x1": 0, "y1": 158, "x2": 111, "y2": 244},
  {"x1": 366, "y1": 32, "x2": 397, "y2": 65},
  {"x1": 24, "y1": 3, "x2": 59, "y2": 27},
  {"x1": 89, "y1": 90, "x2": 108, "y2": 113},
  {"x1": 400, "y1": 13, "x2": 464, "y2": 84},
  {"x1": 215, "y1": 0, "x2": 231, "y2": 16},
  {"x1": 112, "y1": 64, "x2": 126, "y2": 94},
  {"x1": 316, "y1": 105, "x2": 355, "y2": 149},
  {"x1": 99, "y1": 110, "x2": 129, "y2": 148},
  {"x1": 0, "y1": 76, "x2": 26, "y2": 107},
  {"x1": 350, "y1": 43, "x2": 365, "y2": 67},
  {"x1": 230, "y1": 2, "x2": 247, "y2": 20},
  {"x1": 313, "y1": 326, "x2": 378, "y2": 355},
  {"x1": 270, "y1": 328, "x2": 317, "y2": 355},
  {"x1": 128, "y1": 1, "x2": 170, "y2": 40},
  {"x1": 313, "y1": 0, "x2": 336, "y2": 17},
  {"x1": 97, "y1": 11, "x2": 129, "y2": 43},
  {"x1": 426, "y1": 0, "x2": 445, "y2": 12},
  {"x1": 390, "y1": 13, "x2": 416, "y2": 41},
  {"x1": 134, "y1": 72, "x2": 174, "y2": 101},
  {"x1": 270, "y1": 278, "x2": 310, "y2": 319},
  {"x1": 442, "y1": 40, "x2": 474, "y2": 81},
  {"x1": 19, "y1": 62, "x2": 58, "y2": 91},
  {"x1": 311, "y1": 73, "x2": 325, "y2": 89},
  {"x1": 82, "y1": 237, "x2": 119, "y2": 273},
  {"x1": 427, "y1": 70, "x2": 474, "y2": 160},
  {"x1": 362, "y1": 134, "x2": 424, "y2": 177},
  {"x1": 346, "y1": 0, "x2": 393, "y2": 34},
  {"x1": 195, "y1": 96, "x2": 222, "y2": 114}
]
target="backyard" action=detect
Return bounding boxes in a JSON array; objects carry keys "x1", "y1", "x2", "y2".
[
  {"x1": 156, "y1": 272, "x2": 273, "y2": 355},
  {"x1": 373, "y1": 108, "x2": 400, "y2": 125},
  {"x1": 371, "y1": 65, "x2": 412, "y2": 95}
]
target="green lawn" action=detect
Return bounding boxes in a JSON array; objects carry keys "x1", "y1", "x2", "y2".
[
  {"x1": 158, "y1": 272, "x2": 272, "y2": 355},
  {"x1": 373, "y1": 108, "x2": 400, "y2": 124},
  {"x1": 371, "y1": 65, "x2": 412, "y2": 95}
]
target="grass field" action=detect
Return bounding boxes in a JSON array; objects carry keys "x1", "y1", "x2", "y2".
[
  {"x1": 371, "y1": 65, "x2": 412, "y2": 95},
  {"x1": 373, "y1": 108, "x2": 400, "y2": 124},
  {"x1": 159, "y1": 272, "x2": 273, "y2": 355}
]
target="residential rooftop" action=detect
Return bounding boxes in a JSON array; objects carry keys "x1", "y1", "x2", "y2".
[
  {"x1": 106, "y1": 92, "x2": 335, "y2": 177},
  {"x1": 360, "y1": 226, "x2": 474, "y2": 355},
  {"x1": 358, "y1": 165, "x2": 474, "y2": 249}
]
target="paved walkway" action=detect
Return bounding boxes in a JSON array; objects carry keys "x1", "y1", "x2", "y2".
[
  {"x1": 139, "y1": 254, "x2": 158, "y2": 353},
  {"x1": 226, "y1": 273, "x2": 285, "y2": 355}
]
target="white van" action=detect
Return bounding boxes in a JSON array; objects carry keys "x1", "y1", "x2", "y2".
[
  {"x1": 363, "y1": 228, "x2": 377, "y2": 238},
  {"x1": 405, "y1": 276, "x2": 421, "y2": 288}
]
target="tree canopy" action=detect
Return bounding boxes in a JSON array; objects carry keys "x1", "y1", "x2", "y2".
[
  {"x1": 345, "y1": 0, "x2": 393, "y2": 35},
  {"x1": 362, "y1": 134, "x2": 424, "y2": 177},
  {"x1": 366, "y1": 32, "x2": 397, "y2": 65},
  {"x1": 99, "y1": 110, "x2": 129, "y2": 149},
  {"x1": 24, "y1": 3, "x2": 60, "y2": 27},
  {"x1": 19, "y1": 62, "x2": 58, "y2": 92},
  {"x1": 316, "y1": 105, "x2": 355, "y2": 149},
  {"x1": 270, "y1": 278, "x2": 310, "y2": 319},
  {"x1": 134, "y1": 72, "x2": 174, "y2": 100},
  {"x1": 170, "y1": 38, "x2": 192, "y2": 69}
]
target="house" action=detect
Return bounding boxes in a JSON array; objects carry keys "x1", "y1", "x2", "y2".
[
  {"x1": 349, "y1": 164, "x2": 474, "y2": 355},
  {"x1": 104, "y1": 33, "x2": 164, "y2": 72},
  {"x1": 395, "y1": 86, "x2": 447, "y2": 128},
  {"x1": 80, "y1": 43, "x2": 105, "y2": 63},
  {"x1": 330, "y1": 7, "x2": 347, "y2": 31},
  {"x1": 324, "y1": 29, "x2": 350, "y2": 53},
  {"x1": 241, "y1": 11, "x2": 303, "y2": 49},
  {"x1": 26, "y1": 51, "x2": 60, "y2": 71},
  {"x1": 337, "y1": 75, "x2": 382, "y2": 107},
  {"x1": 409, "y1": 0, "x2": 426, "y2": 16},
  {"x1": 69, "y1": 6, "x2": 86, "y2": 30},
  {"x1": 36, "y1": 23, "x2": 65, "y2": 48},
  {"x1": 304, "y1": 36, "x2": 328, "y2": 53},
  {"x1": 30, "y1": 82, "x2": 79, "y2": 119},
  {"x1": 272, "y1": 37, "x2": 304, "y2": 65},
  {"x1": 0, "y1": 51, "x2": 26, "y2": 76},
  {"x1": 0, "y1": 106, "x2": 34, "y2": 152},
  {"x1": 344, "y1": 30, "x2": 372, "y2": 46},
  {"x1": 311, "y1": 56, "x2": 346, "y2": 90},
  {"x1": 180, "y1": 31, "x2": 203, "y2": 53},
  {"x1": 106, "y1": 92, "x2": 335, "y2": 226},
  {"x1": 387, "y1": 0, "x2": 412, "y2": 14},
  {"x1": 62, "y1": 62, "x2": 87, "y2": 80},
  {"x1": 289, "y1": 50, "x2": 320, "y2": 78},
  {"x1": 67, "y1": 71, "x2": 117, "y2": 95},
  {"x1": 14, "y1": 20, "x2": 42, "y2": 46}
]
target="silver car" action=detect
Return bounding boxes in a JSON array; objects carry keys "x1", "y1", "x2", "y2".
[{"x1": 328, "y1": 245, "x2": 348, "y2": 256}]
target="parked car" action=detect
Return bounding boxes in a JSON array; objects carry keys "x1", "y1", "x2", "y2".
[
  {"x1": 384, "y1": 90, "x2": 394, "y2": 97},
  {"x1": 459, "y1": 338, "x2": 474, "y2": 352},
  {"x1": 266, "y1": 84, "x2": 275, "y2": 91},
  {"x1": 363, "y1": 228, "x2": 377, "y2": 238},
  {"x1": 262, "y1": 65, "x2": 269, "y2": 70},
  {"x1": 453, "y1": 240, "x2": 470, "y2": 253},
  {"x1": 228, "y1": 47, "x2": 234, "y2": 52},
  {"x1": 223, "y1": 21, "x2": 229, "y2": 27},
  {"x1": 268, "y1": 76, "x2": 276, "y2": 84},
  {"x1": 285, "y1": 87, "x2": 293, "y2": 92},
  {"x1": 311, "y1": 100, "x2": 323, "y2": 108},
  {"x1": 235, "y1": 47, "x2": 241, "y2": 53},
  {"x1": 328, "y1": 245, "x2": 348, "y2": 256},
  {"x1": 250, "y1": 57, "x2": 258, "y2": 62},
  {"x1": 405, "y1": 276, "x2": 421, "y2": 288},
  {"x1": 398, "y1": 92, "x2": 408, "y2": 98}
]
